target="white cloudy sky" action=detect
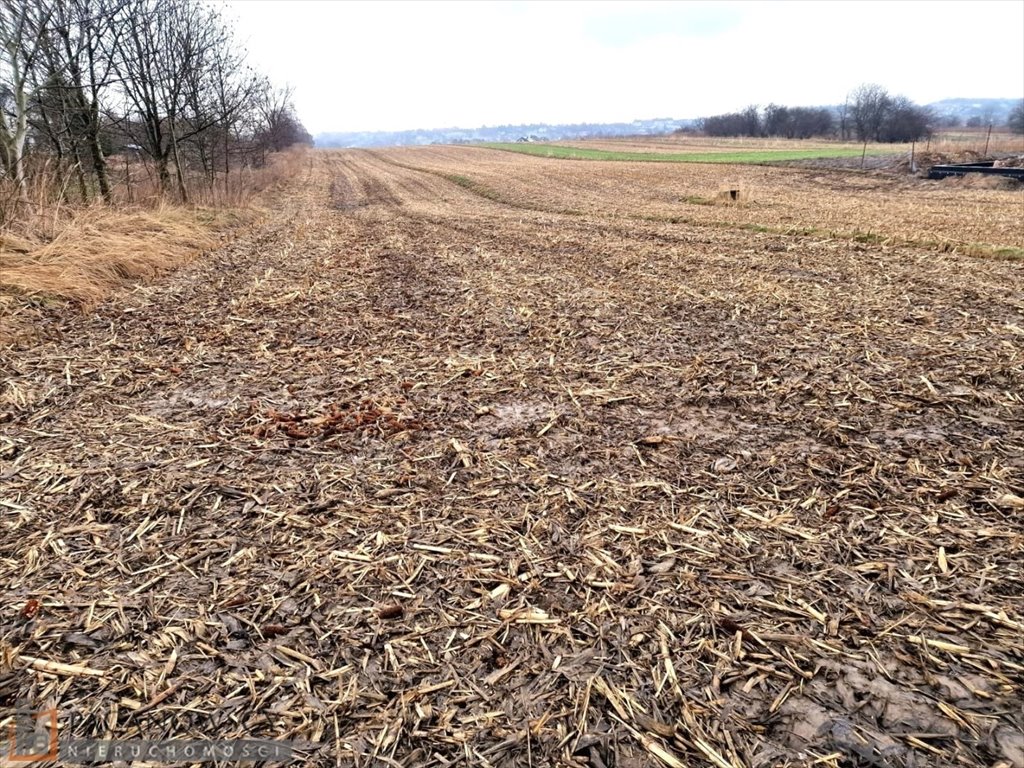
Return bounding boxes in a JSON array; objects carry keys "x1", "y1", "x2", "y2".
[{"x1": 219, "y1": 0, "x2": 1024, "y2": 134}]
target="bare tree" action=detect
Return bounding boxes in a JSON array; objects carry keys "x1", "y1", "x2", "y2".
[
  {"x1": 180, "y1": 22, "x2": 262, "y2": 192},
  {"x1": 112, "y1": 0, "x2": 226, "y2": 200},
  {"x1": 36, "y1": 0, "x2": 125, "y2": 202},
  {"x1": 699, "y1": 105, "x2": 762, "y2": 138},
  {"x1": 789, "y1": 107, "x2": 833, "y2": 139},
  {"x1": 763, "y1": 104, "x2": 791, "y2": 138},
  {"x1": 254, "y1": 83, "x2": 311, "y2": 159},
  {"x1": 3, "y1": 0, "x2": 307, "y2": 220},
  {"x1": 849, "y1": 83, "x2": 890, "y2": 143},
  {"x1": 1008, "y1": 100, "x2": 1024, "y2": 135},
  {"x1": 0, "y1": 0, "x2": 52, "y2": 204},
  {"x1": 29, "y1": 67, "x2": 91, "y2": 201},
  {"x1": 879, "y1": 96, "x2": 931, "y2": 142}
]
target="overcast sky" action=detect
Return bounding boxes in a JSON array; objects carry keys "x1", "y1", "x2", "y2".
[{"x1": 219, "y1": 0, "x2": 1024, "y2": 135}]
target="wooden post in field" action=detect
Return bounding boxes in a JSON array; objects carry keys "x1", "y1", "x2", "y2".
[
  {"x1": 910, "y1": 141, "x2": 915, "y2": 173},
  {"x1": 984, "y1": 124, "x2": 992, "y2": 156},
  {"x1": 861, "y1": 141, "x2": 868, "y2": 170}
]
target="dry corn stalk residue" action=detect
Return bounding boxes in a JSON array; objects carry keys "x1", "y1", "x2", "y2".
[{"x1": 1, "y1": 148, "x2": 1022, "y2": 768}]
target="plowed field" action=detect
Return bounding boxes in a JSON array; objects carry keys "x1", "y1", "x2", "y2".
[{"x1": 2, "y1": 148, "x2": 1022, "y2": 768}]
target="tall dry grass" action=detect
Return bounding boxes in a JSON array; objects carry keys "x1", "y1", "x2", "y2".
[
  {"x1": 1, "y1": 147, "x2": 306, "y2": 310},
  {"x1": 1, "y1": 205, "x2": 236, "y2": 305},
  {"x1": 926, "y1": 129, "x2": 1024, "y2": 156},
  {"x1": 101, "y1": 147, "x2": 306, "y2": 210}
]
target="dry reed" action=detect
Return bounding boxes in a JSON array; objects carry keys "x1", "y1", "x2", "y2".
[
  {"x1": 0, "y1": 148, "x2": 307, "y2": 308},
  {"x1": 1, "y1": 205, "x2": 238, "y2": 305}
]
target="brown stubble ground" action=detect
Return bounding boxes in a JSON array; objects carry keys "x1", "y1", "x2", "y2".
[
  {"x1": 1, "y1": 149, "x2": 1022, "y2": 768},
  {"x1": 553, "y1": 131, "x2": 1024, "y2": 159},
  {"x1": 388, "y1": 146, "x2": 1024, "y2": 251}
]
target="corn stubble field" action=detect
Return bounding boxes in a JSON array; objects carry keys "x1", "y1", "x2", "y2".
[{"x1": 1, "y1": 147, "x2": 1023, "y2": 767}]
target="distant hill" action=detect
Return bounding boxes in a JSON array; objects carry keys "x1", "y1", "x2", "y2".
[
  {"x1": 926, "y1": 97, "x2": 1022, "y2": 126},
  {"x1": 315, "y1": 117, "x2": 697, "y2": 148}
]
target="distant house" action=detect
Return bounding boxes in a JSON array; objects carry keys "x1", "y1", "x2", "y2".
[{"x1": 516, "y1": 135, "x2": 541, "y2": 143}]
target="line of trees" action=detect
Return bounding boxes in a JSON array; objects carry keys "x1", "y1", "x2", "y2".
[
  {"x1": 702, "y1": 105, "x2": 834, "y2": 140},
  {"x1": 0, "y1": 0, "x2": 311, "y2": 215},
  {"x1": 699, "y1": 85, "x2": 934, "y2": 142}
]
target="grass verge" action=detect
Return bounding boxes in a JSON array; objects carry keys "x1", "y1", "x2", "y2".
[
  {"x1": 0, "y1": 148, "x2": 307, "y2": 315},
  {"x1": 0, "y1": 205, "x2": 251, "y2": 307}
]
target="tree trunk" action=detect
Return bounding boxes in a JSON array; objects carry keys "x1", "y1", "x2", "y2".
[
  {"x1": 223, "y1": 130, "x2": 230, "y2": 196},
  {"x1": 10, "y1": 83, "x2": 30, "y2": 206},
  {"x1": 198, "y1": 139, "x2": 212, "y2": 184},
  {"x1": 87, "y1": 101, "x2": 111, "y2": 203},
  {"x1": 0, "y1": 13, "x2": 32, "y2": 207},
  {"x1": 170, "y1": 124, "x2": 189, "y2": 204},
  {"x1": 124, "y1": 155, "x2": 133, "y2": 203},
  {"x1": 88, "y1": 133, "x2": 111, "y2": 203},
  {"x1": 11, "y1": 133, "x2": 29, "y2": 205},
  {"x1": 156, "y1": 154, "x2": 171, "y2": 193},
  {"x1": 71, "y1": 146, "x2": 89, "y2": 202}
]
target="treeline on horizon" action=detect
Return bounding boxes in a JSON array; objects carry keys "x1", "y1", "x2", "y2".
[
  {"x1": 696, "y1": 85, "x2": 1024, "y2": 142},
  {"x1": 1, "y1": 0, "x2": 312, "y2": 225}
]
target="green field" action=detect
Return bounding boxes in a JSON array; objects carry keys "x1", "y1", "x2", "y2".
[{"x1": 482, "y1": 142, "x2": 890, "y2": 164}]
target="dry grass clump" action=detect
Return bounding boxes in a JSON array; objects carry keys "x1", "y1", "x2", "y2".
[
  {"x1": 0, "y1": 205, "x2": 247, "y2": 306},
  {"x1": 926, "y1": 130, "x2": 1024, "y2": 156},
  {"x1": 0, "y1": 149, "x2": 307, "y2": 310},
  {"x1": 715, "y1": 185, "x2": 752, "y2": 204}
]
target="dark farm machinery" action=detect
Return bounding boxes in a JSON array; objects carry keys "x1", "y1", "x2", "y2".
[{"x1": 927, "y1": 160, "x2": 1024, "y2": 181}]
